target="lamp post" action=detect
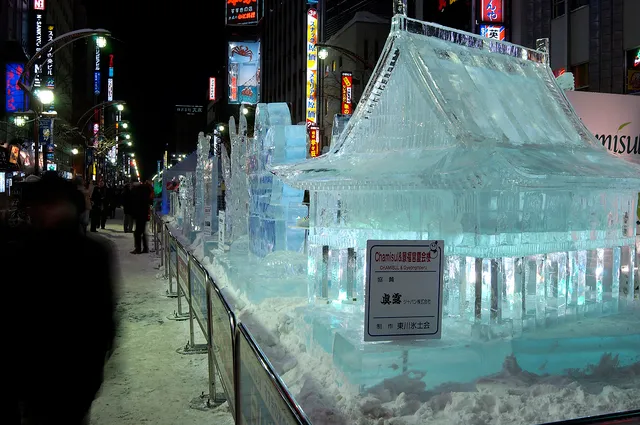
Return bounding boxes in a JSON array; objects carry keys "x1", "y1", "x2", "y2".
[
  {"x1": 17, "y1": 28, "x2": 112, "y2": 176},
  {"x1": 75, "y1": 100, "x2": 126, "y2": 180}
]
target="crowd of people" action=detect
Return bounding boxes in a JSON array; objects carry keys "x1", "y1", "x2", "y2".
[
  {"x1": 76, "y1": 178, "x2": 154, "y2": 254},
  {"x1": 0, "y1": 172, "x2": 154, "y2": 424}
]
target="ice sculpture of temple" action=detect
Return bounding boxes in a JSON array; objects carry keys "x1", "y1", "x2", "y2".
[
  {"x1": 273, "y1": 15, "x2": 640, "y2": 336},
  {"x1": 248, "y1": 103, "x2": 307, "y2": 257}
]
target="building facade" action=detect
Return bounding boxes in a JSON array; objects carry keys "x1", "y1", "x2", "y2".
[
  {"x1": 319, "y1": 12, "x2": 389, "y2": 144},
  {"x1": 511, "y1": 0, "x2": 640, "y2": 95}
]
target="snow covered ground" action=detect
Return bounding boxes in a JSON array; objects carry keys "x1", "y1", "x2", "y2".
[{"x1": 88, "y1": 219, "x2": 234, "y2": 425}]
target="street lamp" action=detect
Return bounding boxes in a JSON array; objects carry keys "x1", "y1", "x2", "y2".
[
  {"x1": 125, "y1": 133, "x2": 131, "y2": 139},
  {"x1": 127, "y1": 141, "x2": 132, "y2": 147},
  {"x1": 116, "y1": 104, "x2": 124, "y2": 111},
  {"x1": 218, "y1": 124, "x2": 225, "y2": 132},
  {"x1": 242, "y1": 107, "x2": 249, "y2": 115},
  {"x1": 37, "y1": 89, "x2": 55, "y2": 105},
  {"x1": 318, "y1": 48, "x2": 329, "y2": 60},
  {"x1": 122, "y1": 122, "x2": 128, "y2": 129},
  {"x1": 96, "y1": 36, "x2": 107, "y2": 48},
  {"x1": 71, "y1": 148, "x2": 79, "y2": 155}
]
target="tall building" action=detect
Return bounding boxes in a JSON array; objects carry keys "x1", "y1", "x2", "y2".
[
  {"x1": 318, "y1": 12, "x2": 389, "y2": 144},
  {"x1": 261, "y1": 0, "x2": 307, "y2": 123},
  {"x1": 511, "y1": 0, "x2": 640, "y2": 95}
]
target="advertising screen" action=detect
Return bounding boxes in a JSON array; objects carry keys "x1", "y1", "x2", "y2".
[
  {"x1": 226, "y1": 0, "x2": 260, "y2": 26},
  {"x1": 5, "y1": 63, "x2": 26, "y2": 112},
  {"x1": 228, "y1": 41, "x2": 261, "y2": 104},
  {"x1": 480, "y1": 0, "x2": 504, "y2": 23}
]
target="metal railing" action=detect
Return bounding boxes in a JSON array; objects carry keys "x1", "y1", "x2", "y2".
[{"x1": 152, "y1": 213, "x2": 311, "y2": 424}]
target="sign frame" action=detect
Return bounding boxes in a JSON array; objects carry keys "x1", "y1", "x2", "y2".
[
  {"x1": 234, "y1": 323, "x2": 311, "y2": 425},
  {"x1": 208, "y1": 279, "x2": 237, "y2": 413},
  {"x1": 364, "y1": 240, "x2": 444, "y2": 342},
  {"x1": 189, "y1": 257, "x2": 209, "y2": 336}
]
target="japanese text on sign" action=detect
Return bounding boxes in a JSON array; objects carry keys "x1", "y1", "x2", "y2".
[
  {"x1": 364, "y1": 240, "x2": 444, "y2": 342},
  {"x1": 341, "y1": 72, "x2": 352, "y2": 115},
  {"x1": 481, "y1": 0, "x2": 504, "y2": 23}
]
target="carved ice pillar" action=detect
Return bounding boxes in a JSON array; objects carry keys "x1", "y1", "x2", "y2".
[{"x1": 393, "y1": 0, "x2": 407, "y2": 16}]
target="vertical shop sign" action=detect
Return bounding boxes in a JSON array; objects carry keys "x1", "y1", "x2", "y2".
[
  {"x1": 33, "y1": 13, "x2": 44, "y2": 92},
  {"x1": 308, "y1": 125, "x2": 320, "y2": 157},
  {"x1": 480, "y1": 0, "x2": 504, "y2": 23},
  {"x1": 341, "y1": 72, "x2": 353, "y2": 115},
  {"x1": 45, "y1": 25, "x2": 54, "y2": 89},
  {"x1": 306, "y1": 9, "x2": 318, "y2": 127}
]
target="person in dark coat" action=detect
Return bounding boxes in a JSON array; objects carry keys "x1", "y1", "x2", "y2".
[
  {"x1": 130, "y1": 181, "x2": 153, "y2": 254},
  {"x1": 3, "y1": 172, "x2": 117, "y2": 425},
  {"x1": 122, "y1": 183, "x2": 133, "y2": 233},
  {"x1": 90, "y1": 180, "x2": 106, "y2": 232}
]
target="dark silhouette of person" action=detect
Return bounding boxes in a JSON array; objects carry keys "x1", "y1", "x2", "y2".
[
  {"x1": 130, "y1": 181, "x2": 153, "y2": 254},
  {"x1": 3, "y1": 172, "x2": 117, "y2": 425}
]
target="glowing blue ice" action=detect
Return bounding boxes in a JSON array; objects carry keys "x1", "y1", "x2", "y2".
[{"x1": 248, "y1": 103, "x2": 307, "y2": 257}]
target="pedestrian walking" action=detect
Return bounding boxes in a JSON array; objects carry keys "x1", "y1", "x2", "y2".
[
  {"x1": 130, "y1": 180, "x2": 153, "y2": 254},
  {"x1": 3, "y1": 172, "x2": 117, "y2": 425}
]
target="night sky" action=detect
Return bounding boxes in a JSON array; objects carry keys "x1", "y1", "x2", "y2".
[{"x1": 84, "y1": 1, "x2": 226, "y2": 179}]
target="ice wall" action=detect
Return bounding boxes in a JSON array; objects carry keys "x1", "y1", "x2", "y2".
[
  {"x1": 248, "y1": 103, "x2": 307, "y2": 257},
  {"x1": 227, "y1": 116, "x2": 250, "y2": 242},
  {"x1": 195, "y1": 132, "x2": 207, "y2": 231}
]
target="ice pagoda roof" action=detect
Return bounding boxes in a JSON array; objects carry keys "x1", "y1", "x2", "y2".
[{"x1": 272, "y1": 15, "x2": 640, "y2": 192}]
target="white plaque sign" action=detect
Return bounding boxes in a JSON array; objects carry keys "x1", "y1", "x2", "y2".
[
  {"x1": 364, "y1": 240, "x2": 444, "y2": 342},
  {"x1": 218, "y1": 211, "x2": 225, "y2": 250}
]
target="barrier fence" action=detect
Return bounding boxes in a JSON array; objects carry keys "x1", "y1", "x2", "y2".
[
  {"x1": 151, "y1": 213, "x2": 640, "y2": 425},
  {"x1": 153, "y1": 213, "x2": 311, "y2": 424}
]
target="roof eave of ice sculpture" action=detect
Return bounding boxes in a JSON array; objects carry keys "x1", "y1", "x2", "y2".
[{"x1": 271, "y1": 15, "x2": 640, "y2": 192}]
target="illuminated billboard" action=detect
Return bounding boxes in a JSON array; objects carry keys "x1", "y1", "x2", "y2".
[
  {"x1": 33, "y1": 12, "x2": 44, "y2": 92},
  {"x1": 228, "y1": 41, "x2": 261, "y2": 104},
  {"x1": 341, "y1": 72, "x2": 353, "y2": 115},
  {"x1": 5, "y1": 63, "x2": 26, "y2": 112},
  {"x1": 34, "y1": 0, "x2": 45, "y2": 10},
  {"x1": 308, "y1": 125, "x2": 320, "y2": 157},
  {"x1": 107, "y1": 78, "x2": 113, "y2": 101},
  {"x1": 480, "y1": 0, "x2": 504, "y2": 23},
  {"x1": 45, "y1": 25, "x2": 54, "y2": 89},
  {"x1": 209, "y1": 77, "x2": 216, "y2": 101},
  {"x1": 226, "y1": 0, "x2": 260, "y2": 26},
  {"x1": 306, "y1": 8, "x2": 318, "y2": 126},
  {"x1": 480, "y1": 25, "x2": 505, "y2": 41}
]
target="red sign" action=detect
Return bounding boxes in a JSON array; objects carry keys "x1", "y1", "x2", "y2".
[
  {"x1": 341, "y1": 72, "x2": 353, "y2": 115},
  {"x1": 34, "y1": 0, "x2": 45, "y2": 10},
  {"x1": 226, "y1": 0, "x2": 259, "y2": 26},
  {"x1": 308, "y1": 126, "x2": 320, "y2": 157},
  {"x1": 480, "y1": 0, "x2": 504, "y2": 23},
  {"x1": 209, "y1": 77, "x2": 216, "y2": 101}
]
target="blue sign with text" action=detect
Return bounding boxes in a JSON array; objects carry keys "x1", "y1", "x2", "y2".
[{"x1": 94, "y1": 71, "x2": 101, "y2": 95}]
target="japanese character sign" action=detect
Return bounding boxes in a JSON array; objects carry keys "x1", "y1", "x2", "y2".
[
  {"x1": 364, "y1": 240, "x2": 444, "y2": 342},
  {"x1": 481, "y1": 0, "x2": 504, "y2": 23}
]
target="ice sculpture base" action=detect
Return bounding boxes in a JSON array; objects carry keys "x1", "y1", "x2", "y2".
[
  {"x1": 205, "y1": 241, "x2": 308, "y2": 305},
  {"x1": 300, "y1": 305, "x2": 640, "y2": 392}
]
